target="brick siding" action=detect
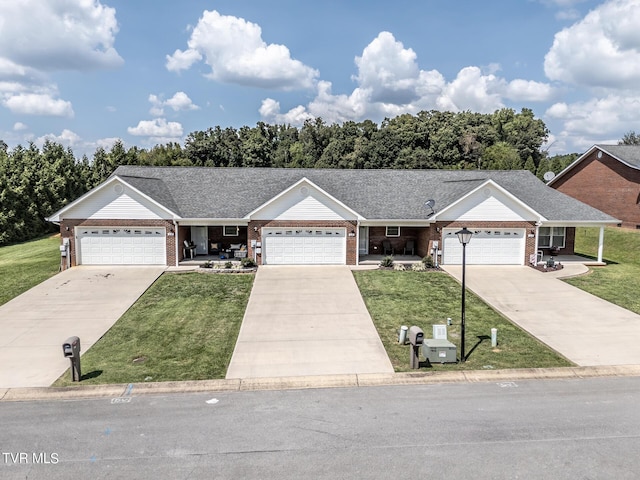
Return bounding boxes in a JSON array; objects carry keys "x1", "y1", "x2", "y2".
[{"x1": 552, "y1": 151, "x2": 640, "y2": 228}]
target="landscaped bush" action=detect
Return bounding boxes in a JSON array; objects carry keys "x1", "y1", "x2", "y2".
[
  {"x1": 380, "y1": 256, "x2": 394, "y2": 268},
  {"x1": 240, "y1": 257, "x2": 257, "y2": 268},
  {"x1": 422, "y1": 255, "x2": 434, "y2": 268}
]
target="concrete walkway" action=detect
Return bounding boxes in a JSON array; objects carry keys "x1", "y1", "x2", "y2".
[
  {"x1": 226, "y1": 266, "x2": 394, "y2": 379},
  {"x1": 0, "y1": 266, "x2": 165, "y2": 388},
  {"x1": 442, "y1": 264, "x2": 640, "y2": 366}
]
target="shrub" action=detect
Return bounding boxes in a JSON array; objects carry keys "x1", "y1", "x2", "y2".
[
  {"x1": 393, "y1": 263, "x2": 406, "y2": 271},
  {"x1": 411, "y1": 262, "x2": 426, "y2": 271},
  {"x1": 422, "y1": 255, "x2": 434, "y2": 268},
  {"x1": 240, "y1": 257, "x2": 257, "y2": 268},
  {"x1": 380, "y1": 256, "x2": 394, "y2": 268},
  {"x1": 224, "y1": 261, "x2": 233, "y2": 269}
]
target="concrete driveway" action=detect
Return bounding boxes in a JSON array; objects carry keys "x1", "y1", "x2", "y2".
[
  {"x1": 442, "y1": 264, "x2": 640, "y2": 366},
  {"x1": 226, "y1": 266, "x2": 394, "y2": 379},
  {"x1": 0, "y1": 266, "x2": 165, "y2": 388}
]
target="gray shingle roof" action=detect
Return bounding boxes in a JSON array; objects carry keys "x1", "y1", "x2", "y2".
[
  {"x1": 596, "y1": 144, "x2": 640, "y2": 169},
  {"x1": 111, "y1": 166, "x2": 617, "y2": 223}
]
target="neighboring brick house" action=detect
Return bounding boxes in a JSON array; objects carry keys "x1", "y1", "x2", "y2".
[
  {"x1": 548, "y1": 144, "x2": 640, "y2": 229},
  {"x1": 46, "y1": 167, "x2": 617, "y2": 269}
]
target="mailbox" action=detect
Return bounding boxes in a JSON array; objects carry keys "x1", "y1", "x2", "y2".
[
  {"x1": 408, "y1": 326, "x2": 424, "y2": 346},
  {"x1": 62, "y1": 336, "x2": 81, "y2": 358}
]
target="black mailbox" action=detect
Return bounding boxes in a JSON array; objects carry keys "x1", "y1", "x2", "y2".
[
  {"x1": 408, "y1": 326, "x2": 424, "y2": 346},
  {"x1": 62, "y1": 336, "x2": 81, "y2": 358}
]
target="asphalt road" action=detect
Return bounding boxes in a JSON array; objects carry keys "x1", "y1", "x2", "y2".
[{"x1": 1, "y1": 377, "x2": 640, "y2": 479}]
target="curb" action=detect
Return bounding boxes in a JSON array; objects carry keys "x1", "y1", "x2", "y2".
[{"x1": 2, "y1": 365, "x2": 640, "y2": 402}]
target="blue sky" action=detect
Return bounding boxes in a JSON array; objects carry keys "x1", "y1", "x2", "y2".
[{"x1": 2, "y1": 0, "x2": 640, "y2": 158}]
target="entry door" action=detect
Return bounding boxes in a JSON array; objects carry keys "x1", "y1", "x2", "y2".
[
  {"x1": 191, "y1": 226, "x2": 208, "y2": 255},
  {"x1": 359, "y1": 226, "x2": 369, "y2": 255}
]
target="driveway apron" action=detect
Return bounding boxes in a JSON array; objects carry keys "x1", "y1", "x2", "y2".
[
  {"x1": 0, "y1": 266, "x2": 165, "y2": 388},
  {"x1": 226, "y1": 266, "x2": 394, "y2": 379},
  {"x1": 442, "y1": 265, "x2": 640, "y2": 366}
]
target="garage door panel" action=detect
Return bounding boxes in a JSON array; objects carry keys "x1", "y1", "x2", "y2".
[
  {"x1": 443, "y1": 229, "x2": 525, "y2": 265},
  {"x1": 78, "y1": 227, "x2": 166, "y2": 265},
  {"x1": 264, "y1": 228, "x2": 346, "y2": 265}
]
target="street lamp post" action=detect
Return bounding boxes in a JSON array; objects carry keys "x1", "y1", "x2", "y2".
[{"x1": 455, "y1": 227, "x2": 473, "y2": 362}]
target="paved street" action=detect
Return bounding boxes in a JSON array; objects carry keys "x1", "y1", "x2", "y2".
[{"x1": 1, "y1": 376, "x2": 640, "y2": 479}]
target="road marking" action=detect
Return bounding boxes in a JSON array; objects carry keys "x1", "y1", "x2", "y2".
[
  {"x1": 497, "y1": 382, "x2": 518, "y2": 388},
  {"x1": 110, "y1": 397, "x2": 131, "y2": 404}
]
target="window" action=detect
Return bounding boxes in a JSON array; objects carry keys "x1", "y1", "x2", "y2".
[
  {"x1": 386, "y1": 226, "x2": 400, "y2": 237},
  {"x1": 223, "y1": 225, "x2": 239, "y2": 236},
  {"x1": 538, "y1": 227, "x2": 565, "y2": 248}
]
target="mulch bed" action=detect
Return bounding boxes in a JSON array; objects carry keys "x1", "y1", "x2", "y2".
[{"x1": 530, "y1": 263, "x2": 564, "y2": 272}]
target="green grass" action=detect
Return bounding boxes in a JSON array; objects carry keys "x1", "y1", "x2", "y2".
[
  {"x1": 353, "y1": 270, "x2": 572, "y2": 372},
  {"x1": 565, "y1": 227, "x2": 640, "y2": 314},
  {"x1": 0, "y1": 235, "x2": 61, "y2": 306},
  {"x1": 54, "y1": 272, "x2": 254, "y2": 386}
]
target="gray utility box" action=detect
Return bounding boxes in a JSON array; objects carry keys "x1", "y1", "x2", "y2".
[{"x1": 422, "y1": 339, "x2": 457, "y2": 364}]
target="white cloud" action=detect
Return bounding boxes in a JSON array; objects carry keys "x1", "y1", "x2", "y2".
[
  {"x1": 37, "y1": 129, "x2": 82, "y2": 148},
  {"x1": 261, "y1": 32, "x2": 553, "y2": 126},
  {"x1": 3, "y1": 93, "x2": 74, "y2": 117},
  {"x1": 13, "y1": 122, "x2": 28, "y2": 131},
  {"x1": 0, "y1": 0, "x2": 122, "y2": 72},
  {"x1": 546, "y1": 94, "x2": 640, "y2": 137},
  {"x1": 545, "y1": 0, "x2": 640, "y2": 89},
  {"x1": 127, "y1": 118, "x2": 183, "y2": 138},
  {"x1": 166, "y1": 10, "x2": 318, "y2": 90},
  {"x1": 149, "y1": 92, "x2": 199, "y2": 116}
]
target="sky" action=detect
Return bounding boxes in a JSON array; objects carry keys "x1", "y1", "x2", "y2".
[{"x1": 2, "y1": 0, "x2": 640, "y2": 159}]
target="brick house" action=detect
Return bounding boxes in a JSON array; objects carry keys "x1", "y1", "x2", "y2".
[
  {"x1": 46, "y1": 166, "x2": 617, "y2": 269},
  {"x1": 548, "y1": 144, "x2": 640, "y2": 229}
]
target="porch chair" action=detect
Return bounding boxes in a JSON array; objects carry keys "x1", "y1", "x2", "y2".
[
  {"x1": 403, "y1": 239, "x2": 415, "y2": 255},
  {"x1": 183, "y1": 240, "x2": 197, "y2": 259},
  {"x1": 209, "y1": 242, "x2": 221, "y2": 255},
  {"x1": 382, "y1": 239, "x2": 393, "y2": 255}
]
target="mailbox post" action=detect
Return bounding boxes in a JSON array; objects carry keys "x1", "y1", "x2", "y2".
[
  {"x1": 62, "y1": 336, "x2": 81, "y2": 382},
  {"x1": 408, "y1": 326, "x2": 424, "y2": 369}
]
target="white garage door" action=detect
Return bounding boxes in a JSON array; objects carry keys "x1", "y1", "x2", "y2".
[
  {"x1": 77, "y1": 227, "x2": 166, "y2": 265},
  {"x1": 263, "y1": 228, "x2": 346, "y2": 265},
  {"x1": 442, "y1": 228, "x2": 525, "y2": 265}
]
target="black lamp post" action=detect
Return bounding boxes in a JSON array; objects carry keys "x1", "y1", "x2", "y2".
[{"x1": 455, "y1": 227, "x2": 473, "y2": 362}]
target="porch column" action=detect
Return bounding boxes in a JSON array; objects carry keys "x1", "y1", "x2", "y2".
[{"x1": 597, "y1": 226, "x2": 604, "y2": 263}]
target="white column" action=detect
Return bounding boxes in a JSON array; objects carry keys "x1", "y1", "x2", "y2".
[{"x1": 597, "y1": 226, "x2": 604, "y2": 263}]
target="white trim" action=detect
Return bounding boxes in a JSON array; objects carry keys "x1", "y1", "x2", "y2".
[
  {"x1": 246, "y1": 177, "x2": 364, "y2": 220},
  {"x1": 385, "y1": 226, "x2": 400, "y2": 237},
  {"x1": 46, "y1": 176, "x2": 180, "y2": 222},
  {"x1": 433, "y1": 179, "x2": 546, "y2": 223},
  {"x1": 223, "y1": 225, "x2": 240, "y2": 236}
]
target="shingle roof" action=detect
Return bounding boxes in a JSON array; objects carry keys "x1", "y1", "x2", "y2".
[
  {"x1": 111, "y1": 166, "x2": 617, "y2": 223},
  {"x1": 596, "y1": 144, "x2": 640, "y2": 169}
]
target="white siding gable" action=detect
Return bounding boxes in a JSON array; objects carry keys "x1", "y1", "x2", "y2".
[
  {"x1": 64, "y1": 182, "x2": 169, "y2": 220},
  {"x1": 252, "y1": 184, "x2": 356, "y2": 221},
  {"x1": 440, "y1": 185, "x2": 536, "y2": 222}
]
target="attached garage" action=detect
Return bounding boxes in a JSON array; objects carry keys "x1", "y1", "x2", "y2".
[
  {"x1": 262, "y1": 228, "x2": 346, "y2": 265},
  {"x1": 76, "y1": 227, "x2": 166, "y2": 265},
  {"x1": 442, "y1": 228, "x2": 525, "y2": 265}
]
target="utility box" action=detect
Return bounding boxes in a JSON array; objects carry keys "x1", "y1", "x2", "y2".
[{"x1": 422, "y1": 339, "x2": 457, "y2": 364}]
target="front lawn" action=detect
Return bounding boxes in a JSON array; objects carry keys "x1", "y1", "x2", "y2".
[
  {"x1": 0, "y1": 235, "x2": 60, "y2": 306},
  {"x1": 566, "y1": 227, "x2": 640, "y2": 315},
  {"x1": 353, "y1": 270, "x2": 571, "y2": 372},
  {"x1": 54, "y1": 272, "x2": 254, "y2": 386}
]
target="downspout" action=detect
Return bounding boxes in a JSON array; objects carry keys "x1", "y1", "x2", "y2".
[
  {"x1": 597, "y1": 226, "x2": 604, "y2": 263},
  {"x1": 534, "y1": 220, "x2": 541, "y2": 265},
  {"x1": 355, "y1": 221, "x2": 360, "y2": 265},
  {"x1": 173, "y1": 220, "x2": 179, "y2": 267}
]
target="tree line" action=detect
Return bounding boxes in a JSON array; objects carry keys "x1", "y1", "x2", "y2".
[{"x1": 0, "y1": 108, "x2": 579, "y2": 246}]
